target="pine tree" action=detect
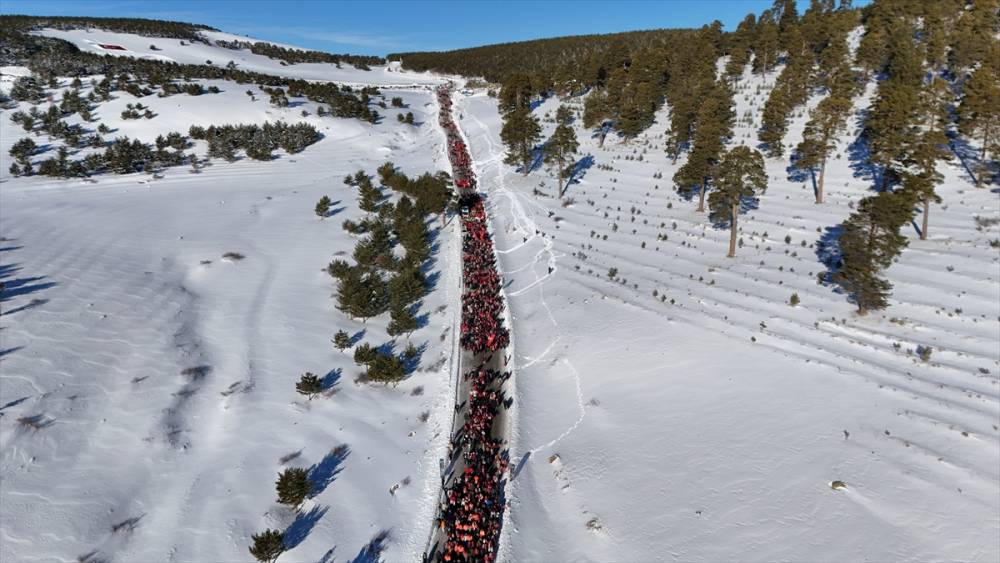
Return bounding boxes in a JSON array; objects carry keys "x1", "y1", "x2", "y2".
[
  {"x1": 544, "y1": 105, "x2": 579, "y2": 198},
  {"x1": 333, "y1": 330, "x2": 351, "y2": 351},
  {"x1": 498, "y1": 73, "x2": 533, "y2": 115},
  {"x1": 248, "y1": 529, "x2": 285, "y2": 563},
  {"x1": 897, "y1": 73, "x2": 953, "y2": 239},
  {"x1": 501, "y1": 106, "x2": 541, "y2": 175},
  {"x1": 389, "y1": 266, "x2": 427, "y2": 309},
  {"x1": 296, "y1": 372, "x2": 323, "y2": 399},
  {"x1": 948, "y1": 0, "x2": 998, "y2": 72},
  {"x1": 358, "y1": 176, "x2": 383, "y2": 212},
  {"x1": 315, "y1": 195, "x2": 332, "y2": 218},
  {"x1": 774, "y1": 0, "x2": 800, "y2": 50},
  {"x1": 387, "y1": 304, "x2": 418, "y2": 336},
  {"x1": 354, "y1": 343, "x2": 377, "y2": 367},
  {"x1": 673, "y1": 81, "x2": 734, "y2": 212},
  {"x1": 835, "y1": 191, "x2": 911, "y2": 314},
  {"x1": 725, "y1": 14, "x2": 757, "y2": 82},
  {"x1": 275, "y1": 467, "x2": 311, "y2": 510},
  {"x1": 796, "y1": 95, "x2": 853, "y2": 203},
  {"x1": 9, "y1": 138, "x2": 37, "y2": 167},
  {"x1": 708, "y1": 146, "x2": 768, "y2": 257},
  {"x1": 367, "y1": 351, "x2": 406, "y2": 383},
  {"x1": 865, "y1": 22, "x2": 923, "y2": 189},
  {"x1": 752, "y1": 12, "x2": 780, "y2": 75},
  {"x1": 957, "y1": 60, "x2": 1000, "y2": 187}
]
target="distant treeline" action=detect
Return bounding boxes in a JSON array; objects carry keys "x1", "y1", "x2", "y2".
[
  {"x1": 0, "y1": 15, "x2": 383, "y2": 71},
  {"x1": 214, "y1": 39, "x2": 384, "y2": 69},
  {"x1": 389, "y1": 28, "x2": 701, "y2": 88},
  {"x1": 0, "y1": 15, "x2": 215, "y2": 41},
  {"x1": 0, "y1": 18, "x2": 379, "y2": 122}
]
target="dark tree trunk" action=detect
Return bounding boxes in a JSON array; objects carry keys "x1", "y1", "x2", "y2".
[
  {"x1": 816, "y1": 158, "x2": 826, "y2": 204},
  {"x1": 921, "y1": 196, "x2": 930, "y2": 240},
  {"x1": 727, "y1": 203, "x2": 739, "y2": 257},
  {"x1": 697, "y1": 178, "x2": 706, "y2": 212}
]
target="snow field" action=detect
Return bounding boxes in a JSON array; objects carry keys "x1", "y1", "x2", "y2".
[
  {"x1": 33, "y1": 28, "x2": 447, "y2": 87},
  {"x1": 453, "y1": 56, "x2": 998, "y2": 561},
  {"x1": 1, "y1": 73, "x2": 459, "y2": 561}
]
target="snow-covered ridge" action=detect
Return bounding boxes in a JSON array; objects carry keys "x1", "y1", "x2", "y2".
[{"x1": 32, "y1": 27, "x2": 446, "y2": 87}]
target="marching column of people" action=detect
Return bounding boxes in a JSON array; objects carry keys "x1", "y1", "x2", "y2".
[{"x1": 432, "y1": 85, "x2": 512, "y2": 563}]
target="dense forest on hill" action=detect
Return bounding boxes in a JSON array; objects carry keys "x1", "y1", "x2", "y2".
[
  {"x1": 0, "y1": 15, "x2": 216, "y2": 40},
  {"x1": 0, "y1": 15, "x2": 384, "y2": 69},
  {"x1": 492, "y1": 0, "x2": 998, "y2": 314},
  {"x1": 389, "y1": 28, "x2": 702, "y2": 87},
  {"x1": 213, "y1": 38, "x2": 385, "y2": 69}
]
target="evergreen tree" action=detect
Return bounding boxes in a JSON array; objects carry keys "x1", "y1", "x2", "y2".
[
  {"x1": 333, "y1": 330, "x2": 351, "y2": 351},
  {"x1": 9, "y1": 137, "x2": 37, "y2": 167},
  {"x1": 957, "y1": 60, "x2": 1000, "y2": 187},
  {"x1": 673, "y1": 81, "x2": 734, "y2": 212},
  {"x1": 389, "y1": 266, "x2": 427, "y2": 309},
  {"x1": 248, "y1": 529, "x2": 285, "y2": 563},
  {"x1": 796, "y1": 94, "x2": 853, "y2": 203},
  {"x1": 708, "y1": 146, "x2": 768, "y2": 257},
  {"x1": 835, "y1": 191, "x2": 911, "y2": 314},
  {"x1": 752, "y1": 11, "x2": 780, "y2": 75},
  {"x1": 275, "y1": 467, "x2": 311, "y2": 510},
  {"x1": 865, "y1": 22, "x2": 923, "y2": 190},
  {"x1": 544, "y1": 105, "x2": 580, "y2": 198},
  {"x1": 337, "y1": 268, "x2": 388, "y2": 321},
  {"x1": 296, "y1": 372, "x2": 323, "y2": 399},
  {"x1": 315, "y1": 195, "x2": 332, "y2": 218},
  {"x1": 948, "y1": 0, "x2": 999, "y2": 72},
  {"x1": 498, "y1": 73, "x2": 533, "y2": 115},
  {"x1": 725, "y1": 14, "x2": 757, "y2": 82},
  {"x1": 896, "y1": 71, "x2": 953, "y2": 239},
  {"x1": 358, "y1": 175, "x2": 383, "y2": 212},
  {"x1": 367, "y1": 351, "x2": 406, "y2": 383},
  {"x1": 354, "y1": 343, "x2": 377, "y2": 367},
  {"x1": 501, "y1": 106, "x2": 541, "y2": 175},
  {"x1": 387, "y1": 304, "x2": 418, "y2": 336},
  {"x1": 757, "y1": 27, "x2": 811, "y2": 157},
  {"x1": 774, "y1": 0, "x2": 800, "y2": 50}
]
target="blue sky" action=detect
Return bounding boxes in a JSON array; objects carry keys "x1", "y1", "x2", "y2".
[{"x1": 2, "y1": 1, "x2": 869, "y2": 55}]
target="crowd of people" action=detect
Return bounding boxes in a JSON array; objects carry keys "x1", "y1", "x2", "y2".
[
  {"x1": 459, "y1": 195, "x2": 511, "y2": 355},
  {"x1": 437, "y1": 87, "x2": 475, "y2": 193},
  {"x1": 430, "y1": 86, "x2": 512, "y2": 563},
  {"x1": 437, "y1": 366, "x2": 510, "y2": 562}
]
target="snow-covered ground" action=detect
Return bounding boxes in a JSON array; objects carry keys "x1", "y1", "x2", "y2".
[
  {"x1": 2, "y1": 23, "x2": 999, "y2": 563},
  {"x1": 453, "y1": 62, "x2": 999, "y2": 561},
  {"x1": 32, "y1": 28, "x2": 446, "y2": 87},
  {"x1": 1, "y1": 63, "x2": 458, "y2": 561}
]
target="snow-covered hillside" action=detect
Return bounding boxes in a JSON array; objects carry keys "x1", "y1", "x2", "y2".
[
  {"x1": 33, "y1": 28, "x2": 446, "y2": 87},
  {"x1": 2, "y1": 16, "x2": 998, "y2": 563},
  {"x1": 453, "y1": 61, "x2": 999, "y2": 561},
  {"x1": 1, "y1": 48, "x2": 457, "y2": 562}
]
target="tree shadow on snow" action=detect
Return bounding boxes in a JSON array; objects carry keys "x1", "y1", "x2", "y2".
[
  {"x1": 283, "y1": 505, "x2": 329, "y2": 549},
  {"x1": 566, "y1": 154, "x2": 595, "y2": 190},
  {"x1": 308, "y1": 444, "x2": 350, "y2": 497},
  {"x1": 815, "y1": 225, "x2": 847, "y2": 294},
  {"x1": 401, "y1": 342, "x2": 427, "y2": 374},
  {"x1": 949, "y1": 133, "x2": 997, "y2": 187},
  {"x1": 321, "y1": 368, "x2": 341, "y2": 392},
  {"x1": 349, "y1": 330, "x2": 366, "y2": 347},
  {"x1": 846, "y1": 108, "x2": 884, "y2": 190},
  {"x1": 351, "y1": 529, "x2": 391, "y2": 563}
]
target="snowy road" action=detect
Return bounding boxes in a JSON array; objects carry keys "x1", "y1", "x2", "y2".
[{"x1": 425, "y1": 87, "x2": 514, "y2": 562}]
